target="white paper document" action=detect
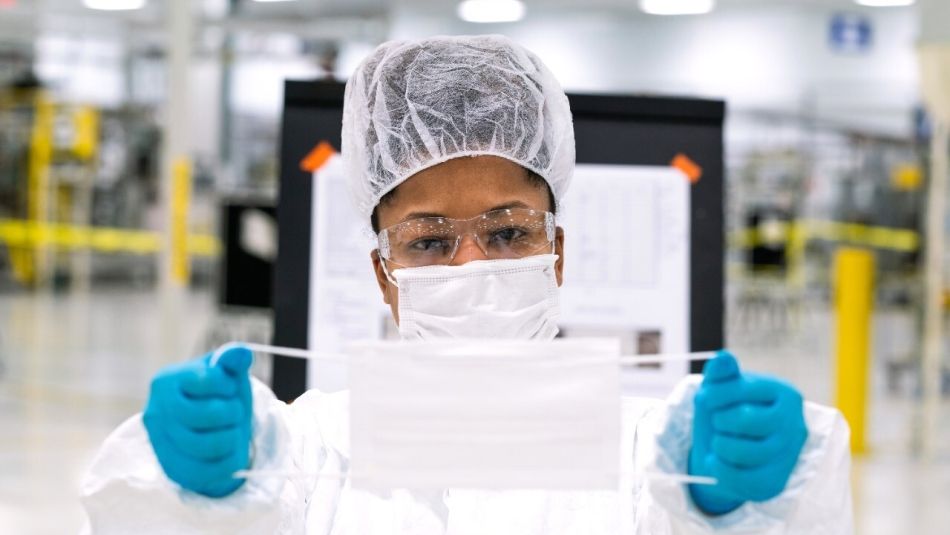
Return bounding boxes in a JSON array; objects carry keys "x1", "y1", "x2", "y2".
[
  {"x1": 308, "y1": 155, "x2": 394, "y2": 392},
  {"x1": 557, "y1": 164, "x2": 691, "y2": 398},
  {"x1": 347, "y1": 339, "x2": 622, "y2": 491}
]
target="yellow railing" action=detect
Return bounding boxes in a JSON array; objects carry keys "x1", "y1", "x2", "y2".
[
  {"x1": 0, "y1": 219, "x2": 220, "y2": 257},
  {"x1": 730, "y1": 220, "x2": 920, "y2": 253}
]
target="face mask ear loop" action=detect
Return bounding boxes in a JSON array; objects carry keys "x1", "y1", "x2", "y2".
[
  {"x1": 380, "y1": 256, "x2": 400, "y2": 287},
  {"x1": 376, "y1": 229, "x2": 400, "y2": 287},
  {"x1": 545, "y1": 212, "x2": 556, "y2": 242}
]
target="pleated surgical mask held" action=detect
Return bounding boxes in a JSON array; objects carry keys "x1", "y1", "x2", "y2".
[
  {"x1": 392, "y1": 254, "x2": 560, "y2": 340},
  {"x1": 346, "y1": 338, "x2": 622, "y2": 491}
]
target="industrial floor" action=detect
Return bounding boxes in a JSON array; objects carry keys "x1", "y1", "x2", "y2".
[{"x1": 0, "y1": 288, "x2": 947, "y2": 534}]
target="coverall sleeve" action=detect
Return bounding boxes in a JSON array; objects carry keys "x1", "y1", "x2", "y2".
[
  {"x1": 79, "y1": 378, "x2": 313, "y2": 535},
  {"x1": 632, "y1": 375, "x2": 853, "y2": 535}
]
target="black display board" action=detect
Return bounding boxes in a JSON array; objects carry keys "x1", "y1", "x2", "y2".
[
  {"x1": 218, "y1": 199, "x2": 276, "y2": 309},
  {"x1": 270, "y1": 80, "x2": 725, "y2": 402}
]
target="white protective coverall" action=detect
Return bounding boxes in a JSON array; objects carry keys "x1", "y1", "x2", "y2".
[
  {"x1": 81, "y1": 34, "x2": 852, "y2": 534},
  {"x1": 80, "y1": 375, "x2": 852, "y2": 534}
]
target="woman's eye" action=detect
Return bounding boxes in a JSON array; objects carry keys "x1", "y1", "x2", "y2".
[
  {"x1": 490, "y1": 227, "x2": 527, "y2": 243},
  {"x1": 408, "y1": 238, "x2": 450, "y2": 253}
]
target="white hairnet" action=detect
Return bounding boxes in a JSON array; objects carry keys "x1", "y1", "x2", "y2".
[{"x1": 342, "y1": 34, "x2": 575, "y2": 221}]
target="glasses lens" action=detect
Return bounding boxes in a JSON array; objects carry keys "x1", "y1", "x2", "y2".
[
  {"x1": 384, "y1": 218, "x2": 458, "y2": 267},
  {"x1": 475, "y1": 209, "x2": 552, "y2": 259},
  {"x1": 380, "y1": 209, "x2": 554, "y2": 267}
]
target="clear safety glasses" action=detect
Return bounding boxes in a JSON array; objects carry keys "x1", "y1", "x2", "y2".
[{"x1": 377, "y1": 207, "x2": 556, "y2": 269}]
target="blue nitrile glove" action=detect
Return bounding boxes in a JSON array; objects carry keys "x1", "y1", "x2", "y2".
[
  {"x1": 688, "y1": 350, "x2": 808, "y2": 515},
  {"x1": 143, "y1": 346, "x2": 253, "y2": 498}
]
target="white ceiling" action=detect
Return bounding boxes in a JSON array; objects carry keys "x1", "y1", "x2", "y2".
[
  {"x1": 0, "y1": 0, "x2": 916, "y2": 20},
  {"x1": 0, "y1": 0, "x2": 919, "y2": 45}
]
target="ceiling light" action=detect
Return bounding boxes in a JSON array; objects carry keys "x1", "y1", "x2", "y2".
[
  {"x1": 252, "y1": 0, "x2": 300, "y2": 3},
  {"x1": 83, "y1": 0, "x2": 146, "y2": 10},
  {"x1": 854, "y1": 0, "x2": 915, "y2": 6},
  {"x1": 639, "y1": 0, "x2": 715, "y2": 16},
  {"x1": 457, "y1": 0, "x2": 526, "y2": 24}
]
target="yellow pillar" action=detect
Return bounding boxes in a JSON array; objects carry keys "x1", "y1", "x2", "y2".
[
  {"x1": 159, "y1": 0, "x2": 193, "y2": 293},
  {"x1": 833, "y1": 248, "x2": 875, "y2": 454},
  {"x1": 170, "y1": 157, "x2": 192, "y2": 285},
  {"x1": 11, "y1": 92, "x2": 54, "y2": 286}
]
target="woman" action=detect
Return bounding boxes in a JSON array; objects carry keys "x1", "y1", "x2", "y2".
[{"x1": 81, "y1": 35, "x2": 851, "y2": 534}]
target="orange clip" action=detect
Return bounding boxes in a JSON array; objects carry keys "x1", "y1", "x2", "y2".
[
  {"x1": 300, "y1": 141, "x2": 337, "y2": 173},
  {"x1": 671, "y1": 153, "x2": 703, "y2": 184}
]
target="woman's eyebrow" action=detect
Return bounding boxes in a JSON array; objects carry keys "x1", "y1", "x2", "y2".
[
  {"x1": 400, "y1": 211, "x2": 445, "y2": 222},
  {"x1": 487, "y1": 201, "x2": 531, "y2": 212}
]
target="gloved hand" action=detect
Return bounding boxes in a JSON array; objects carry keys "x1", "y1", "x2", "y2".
[
  {"x1": 688, "y1": 351, "x2": 808, "y2": 515},
  {"x1": 143, "y1": 346, "x2": 254, "y2": 498}
]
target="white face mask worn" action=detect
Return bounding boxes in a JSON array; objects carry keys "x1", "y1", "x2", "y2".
[{"x1": 383, "y1": 254, "x2": 561, "y2": 341}]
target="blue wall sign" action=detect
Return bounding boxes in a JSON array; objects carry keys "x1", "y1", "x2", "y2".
[{"x1": 829, "y1": 13, "x2": 873, "y2": 54}]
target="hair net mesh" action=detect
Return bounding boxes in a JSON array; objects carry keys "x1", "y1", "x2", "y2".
[{"x1": 342, "y1": 35, "x2": 575, "y2": 220}]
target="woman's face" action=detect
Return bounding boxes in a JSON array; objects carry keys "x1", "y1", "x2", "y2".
[{"x1": 371, "y1": 155, "x2": 565, "y2": 324}]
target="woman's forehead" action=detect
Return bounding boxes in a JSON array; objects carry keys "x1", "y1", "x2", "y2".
[{"x1": 376, "y1": 156, "x2": 549, "y2": 226}]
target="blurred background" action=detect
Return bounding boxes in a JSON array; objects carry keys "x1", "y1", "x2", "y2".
[{"x1": 0, "y1": 0, "x2": 948, "y2": 533}]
